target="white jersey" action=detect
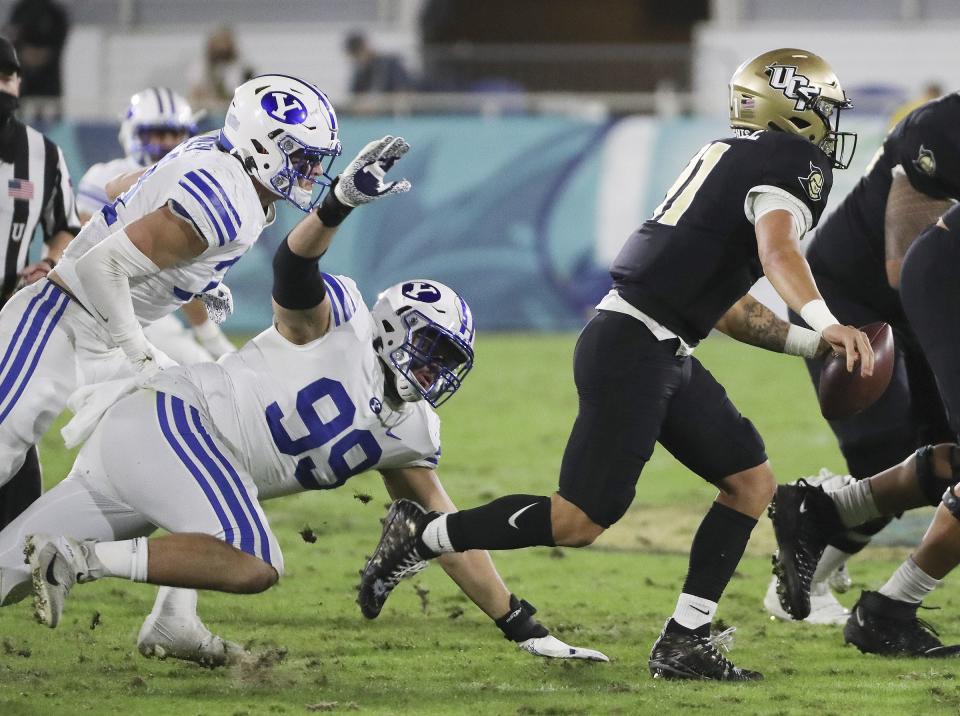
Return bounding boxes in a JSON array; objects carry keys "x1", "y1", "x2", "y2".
[
  {"x1": 75, "y1": 156, "x2": 140, "y2": 218},
  {"x1": 56, "y1": 133, "x2": 275, "y2": 324},
  {"x1": 150, "y1": 274, "x2": 441, "y2": 500}
]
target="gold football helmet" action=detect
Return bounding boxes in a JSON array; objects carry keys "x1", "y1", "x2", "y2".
[{"x1": 729, "y1": 48, "x2": 856, "y2": 169}]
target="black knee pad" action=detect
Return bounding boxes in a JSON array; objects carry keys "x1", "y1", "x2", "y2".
[
  {"x1": 943, "y1": 485, "x2": 960, "y2": 522},
  {"x1": 916, "y1": 445, "x2": 960, "y2": 507}
]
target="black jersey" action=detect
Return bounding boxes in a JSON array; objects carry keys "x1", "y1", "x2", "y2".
[
  {"x1": 806, "y1": 93, "x2": 960, "y2": 311},
  {"x1": 611, "y1": 131, "x2": 833, "y2": 345},
  {"x1": 0, "y1": 117, "x2": 80, "y2": 301}
]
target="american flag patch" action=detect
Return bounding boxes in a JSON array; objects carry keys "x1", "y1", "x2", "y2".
[{"x1": 8, "y1": 178, "x2": 34, "y2": 200}]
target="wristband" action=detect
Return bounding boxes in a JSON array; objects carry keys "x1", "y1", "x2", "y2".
[
  {"x1": 315, "y1": 177, "x2": 354, "y2": 227},
  {"x1": 799, "y1": 299, "x2": 839, "y2": 334},
  {"x1": 494, "y1": 594, "x2": 549, "y2": 642},
  {"x1": 784, "y1": 324, "x2": 822, "y2": 358}
]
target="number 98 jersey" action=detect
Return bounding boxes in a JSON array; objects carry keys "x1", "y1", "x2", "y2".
[
  {"x1": 610, "y1": 131, "x2": 833, "y2": 345},
  {"x1": 149, "y1": 274, "x2": 441, "y2": 500}
]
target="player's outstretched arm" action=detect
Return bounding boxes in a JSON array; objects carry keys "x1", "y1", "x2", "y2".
[
  {"x1": 72, "y1": 205, "x2": 204, "y2": 374},
  {"x1": 755, "y1": 209, "x2": 874, "y2": 375},
  {"x1": 274, "y1": 135, "x2": 413, "y2": 344},
  {"x1": 883, "y1": 168, "x2": 952, "y2": 289},
  {"x1": 378, "y1": 467, "x2": 609, "y2": 662}
]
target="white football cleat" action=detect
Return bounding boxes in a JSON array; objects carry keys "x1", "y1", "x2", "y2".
[
  {"x1": 517, "y1": 634, "x2": 610, "y2": 662},
  {"x1": 24, "y1": 534, "x2": 103, "y2": 628},
  {"x1": 137, "y1": 613, "x2": 248, "y2": 667},
  {"x1": 763, "y1": 575, "x2": 850, "y2": 625}
]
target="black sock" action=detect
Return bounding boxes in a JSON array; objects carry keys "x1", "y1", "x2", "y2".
[
  {"x1": 445, "y1": 494, "x2": 554, "y2": 551},
  {"x1": 665, "y1": 618, "x2": 710, "y2": 638},
  {"x1": 681, "y1": 502, "x2": 757, "y2": 603}
]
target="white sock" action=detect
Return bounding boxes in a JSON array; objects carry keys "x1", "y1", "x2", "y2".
[
  {"x1": 151, "y1": 587, "x2": 198, "y2": 618},
  {"x1": 420, "y1": 514, "x2": 455, "y2": 554},
  {"x1": 812, "y1": 545, "x2": 852, "y2": 584},
  {"x1": 830, "y1": 480, "x2": 882, "y2": 528},
  {"x1": 879, "y1": 556, "x2": 942, "y2": 604},
  {"x1": 671, "y1": 593, "x2": 717, "y2": 631},
  {"x1": 94, "y1": 538, "x2": 149, "y2": 582}
]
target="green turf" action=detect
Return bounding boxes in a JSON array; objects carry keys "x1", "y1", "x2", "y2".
[{"x1": 2, "y1": 333, "x2": 959, "y2": 715}]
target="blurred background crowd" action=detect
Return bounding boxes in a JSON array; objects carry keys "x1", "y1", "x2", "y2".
[{"x1": 1, "y1": 0, "x2": 957, "y2": 334}]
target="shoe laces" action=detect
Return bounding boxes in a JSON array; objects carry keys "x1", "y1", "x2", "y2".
[
  {"x1": 707, "y1": 626, "x2": 736, "y2": 654},
  {"x1": 381, "y1": 552, "x2": 427, "y2": 591}
]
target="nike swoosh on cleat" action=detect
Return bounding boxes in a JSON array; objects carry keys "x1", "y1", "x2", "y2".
[
  {"x1": 507, "y1": 503, "x2": 538, "y2": 529},
  {"x1": 45, "y1": 560, "x2": 60, "y2": 587},
  {"x1": 799, "y1": 499, "x2": 808, "y2": 514},
  {"x1": 855, "y1": 608, "x2": 865, "y2": 627}
]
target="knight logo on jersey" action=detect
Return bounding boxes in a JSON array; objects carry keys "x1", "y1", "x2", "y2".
[
  {"x1": 798, "y1": 162, "x2": 825, "y2": 201},
  {"x1": 766, "y1": 64, "x2": 821, "y2": 111},
  {"x1": 913, "y1": 145, "x2": 936, "y2": 176},
  {"x1": 401, "y1": 281, "x2": 442, "y2": 303},
  {"x1": 260, "y1": 91, "x2": 309, "y2": 125}
]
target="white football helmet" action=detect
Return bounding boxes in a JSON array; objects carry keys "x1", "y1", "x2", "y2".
[
  {"x1": 119, "y1": 87, "x2": 198, "y2": 166},
  {"x1": 371, "y1": 280, "x2": 475, "y2": 408},
  {"x1": 220, "y1": 73, "x2": 342, "y2": 212}
]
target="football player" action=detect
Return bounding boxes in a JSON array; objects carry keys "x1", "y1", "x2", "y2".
[
  {"x1": 0, "y1": 197, "x2": 608, "y2": 664},
  {"x1": 0, "y1": 73, "x2": 349, "y2": 504},
  {"x1": 76, "y1": 87, "x2": 235, "y2": 364},
  {"x1": 771, "y1": 204, "x2": 960, "y2": 655},
  {"x1": 357, "y1": 48, "x2": 873, "y2": 681},
  {"x1": 769, "y1": 93, "x2": 960, "y2": 624}
]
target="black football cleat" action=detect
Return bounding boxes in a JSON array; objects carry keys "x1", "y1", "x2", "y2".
[
  {"x1": 357, "y1": 499, "x2": 436, "y2": 619},
  {"x1": 648, "y1": 623, "x2": 763, "y2": 681},
  {"x1": 769, "y1": 479, "x2": 843, "y2": 620},
  {"x1": 844, "y1": 591, "x2": 960, "y2": 657}
]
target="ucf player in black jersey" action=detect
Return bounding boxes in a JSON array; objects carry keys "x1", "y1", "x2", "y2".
[
  {"x1": 769, "y1": 94, "x2": 960, "y2": 624},
  {"x1": 357, "y1": 49, "x2": 874, "y2": 681}
]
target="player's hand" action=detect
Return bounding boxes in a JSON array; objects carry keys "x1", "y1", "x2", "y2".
[
  {"x1": 517, "y1": 635, "x2": 610, "y2": 662},
  {"x1": 334, "y1": 135, "x2": 411, "y2": 207},
  {"x1": 822, "y1": 324, "x2": 875, "y2": 376},
  {"x1": 17, "y1": 258, "x2": 55, "y2": 287},
  {"x1": 198, "y1": 284, "x2": 233, "y2": 325}
]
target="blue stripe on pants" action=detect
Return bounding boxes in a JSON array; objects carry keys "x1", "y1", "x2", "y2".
[
  {"x1": 155, "y1": 392, "x2": 237, "y2": 547},
  {"x1": 189, "y1": 407, "x2": 272, "y2": 565},
  {"x1": 169, "y1": 395, "x2": 258, "y2": 558},
  {"x1": 0, "y1": 285, "x2": 69, "y2": 424}
]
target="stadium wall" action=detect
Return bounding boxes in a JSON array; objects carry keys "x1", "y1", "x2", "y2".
[{"x1": 44, "y1": 114, "x2": 886, "y2": 333}]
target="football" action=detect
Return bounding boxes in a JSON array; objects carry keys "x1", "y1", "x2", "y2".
[{"x1": 818, "y1": 321, "x2": 895, "y2": 420}]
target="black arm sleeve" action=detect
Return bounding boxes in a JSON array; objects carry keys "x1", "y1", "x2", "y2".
[{"x1": 271, "y1": 236, "x2": 327, "y2": 310}]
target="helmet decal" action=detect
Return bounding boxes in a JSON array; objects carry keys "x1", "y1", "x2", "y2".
[
  {"x1": 260, "y1": 91, "x2": 309, "y2": 125},
  {"x1": 765, "y1": 65, "x2": 821, "y2": 111},
  {"x1": 401, "y1": 281, "x2": 442, "y2": 303}
]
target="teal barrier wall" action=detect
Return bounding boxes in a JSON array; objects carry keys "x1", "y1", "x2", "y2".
[{"x1": 38, "y1": 114, "x2": 888, "y2": 333}]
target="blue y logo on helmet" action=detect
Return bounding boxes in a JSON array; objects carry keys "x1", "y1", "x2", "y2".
[
  {"x1": 401, "y1": 281, "x2": 442, "y2": 303},
  {"x1": 261, "y1": 91, "x2": 308, "y2": 125}
]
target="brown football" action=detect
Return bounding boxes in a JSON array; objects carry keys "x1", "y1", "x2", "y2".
[{"x1": 817, "y1": 321, "x2": 895, "y2": 421}]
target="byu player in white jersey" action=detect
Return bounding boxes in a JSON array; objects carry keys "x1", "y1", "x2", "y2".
[
  {"x1": 0, "y1": 168, "x2": 609, "y2": 663},
  {"x1": 76, "y1": 87, "x2": 235, "y2": 365},
  {"x1": 0, "y1": 73, "x2": 346, "y2": 500}
]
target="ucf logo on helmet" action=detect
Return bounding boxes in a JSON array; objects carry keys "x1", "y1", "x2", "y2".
[
  {"x1": 260, "y1": 91, "x2": 308, "y2": 125},
  {"x1": 401, "y1": 281, "x2": 442, "y2": 303},
  {"x1": 766, "y1": 65, "x2": 821, "y2": 111}
]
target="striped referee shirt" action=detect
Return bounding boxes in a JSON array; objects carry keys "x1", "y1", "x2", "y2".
[{"x1": 0, "y1": 117, "x2": 80, "y2": 301}]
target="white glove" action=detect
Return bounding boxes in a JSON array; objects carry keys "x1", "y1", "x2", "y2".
[
  {"x1": 517, "y1": 635, "x2": 609, "y2": 662},
  {"x1": 128, "y1": 341, "x2": 176, "y2": 377},
  {"x1": 334, "y1": 135, "x2": 412, "y2": 207},
  {"x1": 198, "y1": 284, "x2": 233, "y2": 325},
  {"x1": 192, "y1": 319, "x2": 236, "y2": 359}
]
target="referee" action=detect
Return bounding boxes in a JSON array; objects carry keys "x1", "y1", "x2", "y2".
[{"x1": 0, "y1": 36, "x2": 80, "y2": 529}]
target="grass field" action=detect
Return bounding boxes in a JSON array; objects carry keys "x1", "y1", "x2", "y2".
[{"x1": 1, "y1": 333, "x2": 959, "y2": 715}]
